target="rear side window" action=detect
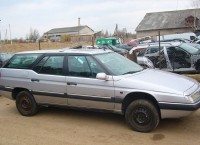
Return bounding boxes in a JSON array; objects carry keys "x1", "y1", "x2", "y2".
[
  {"x1": 5, "y1": 54, "x2": 41, "y2": 69},
  {"x1": 33, "y1": 55, "x2": 64, "y2": 76}
]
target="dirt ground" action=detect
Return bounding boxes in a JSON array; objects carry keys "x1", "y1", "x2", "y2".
[{"x1": 0, "y1": 96, "x2": 200, "y2": 145}]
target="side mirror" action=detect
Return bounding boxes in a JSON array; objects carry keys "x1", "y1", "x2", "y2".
[{"x1": 96, "y1": 73, "x2": 109, "y2": 80}]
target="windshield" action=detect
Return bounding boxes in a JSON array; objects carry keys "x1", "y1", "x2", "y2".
[
  {"x1": 179, "y1": 43, "x2": 199, "y2": 54},
  {"x1": 94, "y1": 52, "x2": 143, "y2": 75}
]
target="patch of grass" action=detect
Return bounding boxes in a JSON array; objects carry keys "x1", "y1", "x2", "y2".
[
  {"x1": 0, "y1": 42, "x2": 91, "y2": 53},
  {"x1": 185, "y1": 74, "x2": 200, "y2": 82}
]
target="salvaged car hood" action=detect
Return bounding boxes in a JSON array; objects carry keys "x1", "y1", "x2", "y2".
[{"x1": 113, "y1": 69, "x2": 198, "y2": 95}]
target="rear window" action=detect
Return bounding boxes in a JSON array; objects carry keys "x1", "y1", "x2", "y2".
[{"x1": 5, "y1": 54, "x2": 41, "y2": 69}]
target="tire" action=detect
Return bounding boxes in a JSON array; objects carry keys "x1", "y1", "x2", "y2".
[
  {"x1": 16, "y1": 91, "x2": 38, "y2": 116},
  {"x1": 125, "y1": 99, "x2": 160, "y2": 133},
  {"x1": 196, "y1": 65, "x2": 200, "y2": 73}
]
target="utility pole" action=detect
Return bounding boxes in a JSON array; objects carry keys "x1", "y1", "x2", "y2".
[
  {"x1": 9, "y1": 24, "x2": 12, "y2": 45},
  {"x1": 5, "y1": 29, "x2": 7, "y2": 43}
]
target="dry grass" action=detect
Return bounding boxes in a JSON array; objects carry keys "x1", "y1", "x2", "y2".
[
  {"x1": 185, "y1": 74, "x2": 200, "y2": 82},
  {"x1": 0, "y1": 42, "x2": 91, "y2": 53}
]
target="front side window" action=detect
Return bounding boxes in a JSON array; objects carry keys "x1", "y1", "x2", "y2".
[
  {"x1": 5, "y1": 54, "x2": 41, "y2": 69},
  {"x1": 33, "y1": 56, "x2": 64, "y2": 75},
  {"x1": 68, "y1": 55, "x2": 104, "y2": 78}
]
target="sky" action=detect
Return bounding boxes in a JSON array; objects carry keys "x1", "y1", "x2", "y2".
[{"x1": 0, "y1": 0, "x2": 193, "y2": 39}]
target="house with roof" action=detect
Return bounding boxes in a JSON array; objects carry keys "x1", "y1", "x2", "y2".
[
  {"x1": 135, "y1": 8, "x2": 200, "y2": 38},
  {"x1": 43, "y1": 25, "x2": 100, "y2": 42}
]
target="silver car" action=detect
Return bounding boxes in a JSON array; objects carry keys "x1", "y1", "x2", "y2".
[{"x1": 0, "y1": 48, "x2": 200, "y2": 132}]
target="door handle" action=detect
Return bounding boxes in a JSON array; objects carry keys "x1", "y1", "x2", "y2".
[
  {"x1": 31, "y1": 79, "x2": 40, "y2": 82},
  {"x1": 67, "y1": 82, "x2": 77, "y2": 86}
]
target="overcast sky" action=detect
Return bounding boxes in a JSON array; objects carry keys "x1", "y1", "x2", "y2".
[{"x1": 0, "y1": 0, "x2": 192, "y2": 39}]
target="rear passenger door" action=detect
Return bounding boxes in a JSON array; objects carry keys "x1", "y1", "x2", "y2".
[
  {"x1": 30, "y1": 54, "x2": 67, "y2": 106},
  {"x1": 66, "y1": 55, "x2": 115, "y2": 110}
]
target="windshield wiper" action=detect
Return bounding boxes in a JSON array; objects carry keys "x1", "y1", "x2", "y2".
[
  {"x1": 122, "y1": 69, "x2": 144, "y2": 75},
  {"x1": 123, "y1": 71, "x2": 138, "y2": 75}
]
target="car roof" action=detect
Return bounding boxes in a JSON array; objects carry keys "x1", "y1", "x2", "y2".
[
  {"x1": 16, "y1": 48, "x2": 113, "y2": 55},
  {"x1": 129, "y1": 42, "x2": 181, "y2": 54},
  {"x1": 133, "y1": 42, "x2": 181, "y2": 50}
]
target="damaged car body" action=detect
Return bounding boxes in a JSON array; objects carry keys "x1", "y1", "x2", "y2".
[{"x1": 130, "y1": 42, "x2": 200, "y2": 73}]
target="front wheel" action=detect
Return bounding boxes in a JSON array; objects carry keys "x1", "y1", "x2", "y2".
[
  {"x1": 16, "y1": 91, "x2": 38, "y2": 116},
  {"x1": 125, "y1": 99, "x2": 160, "y2": 132}
]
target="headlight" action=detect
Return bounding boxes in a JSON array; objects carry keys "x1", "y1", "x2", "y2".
[
  {"x1": 191, "y1": 92, "x2": 200, "y2": 102},
  {"x1": 185, "y1": 96, "x2": 194, "y2": 103},
  {"x1": 186, "y1": 92, "x2": 200, "y2": 103}
]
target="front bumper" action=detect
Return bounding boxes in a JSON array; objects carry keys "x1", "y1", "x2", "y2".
[{"x1": 159, "y1": 100, "x2": 200, "y2": 111}]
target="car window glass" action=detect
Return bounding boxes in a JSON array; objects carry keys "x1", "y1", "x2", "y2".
[
  {"x1": 86, "y1": 56, "x2": 105, "y2": 77},
  {"x1": 150, "y1": 47, "x2": 159, "y2": 53},
  {"x1": 68, "y1": 55, "x2": 95, "y2": 78},
  {"x1": 6, "y1": 54, "x2": 40, "y2": 69},
  {"x1": 33, "y1": 56, "x2": 49, "y2": 72},
  {"x1": 137, "y1": 48, "x2": 147, "y2": 56},
  {"x1": 35, "y1": 56, "x2": 64, "y2": 75}
]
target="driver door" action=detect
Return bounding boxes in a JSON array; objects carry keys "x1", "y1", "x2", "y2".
[{"x1": 66, "y1": 55, "x2": 115, "y2": 110}]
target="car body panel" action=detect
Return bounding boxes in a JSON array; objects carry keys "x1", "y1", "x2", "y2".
[{"x1": 66, "y1": 76, "x2": 115, "y2": 110}]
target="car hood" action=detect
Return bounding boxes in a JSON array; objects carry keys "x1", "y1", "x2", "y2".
[{"x1": 113, "y1": 69, "x2": 198, "y2": 95}]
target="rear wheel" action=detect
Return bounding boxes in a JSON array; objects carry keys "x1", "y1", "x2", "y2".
[
  {"x1": 16, "y1": 91, "x2": 38, "y2": 116},
  {"x1": 125, "y1": 99, "x2": 160, "y2": 132}
]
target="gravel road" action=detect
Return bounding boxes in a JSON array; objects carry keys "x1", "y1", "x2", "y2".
[{"x1": 0, "y1": 96, "x2": 200, "y2": 145}]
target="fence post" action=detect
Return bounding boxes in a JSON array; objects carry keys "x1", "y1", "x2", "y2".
[
  {"x1": 38, "y1": 40, "x2": 41, "y2": 50},
  {"x1": 158, "y1": 31, "x2": 161, "y2": 69}
]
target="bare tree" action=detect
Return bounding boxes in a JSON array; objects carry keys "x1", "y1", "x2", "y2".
[
  {"x1": 27, "y1": 28, "x2": 40, "y2": 42},
  {"x1": 191, "y1": 0, "x2": 200, "y2": 8},
  {"x1": 189, "y1": 0, "x2": 200, "y2": 36}
]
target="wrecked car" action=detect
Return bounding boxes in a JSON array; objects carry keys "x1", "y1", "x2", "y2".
[{"x1": 130, "y1": 42, "x2": 200, "y2": 73}]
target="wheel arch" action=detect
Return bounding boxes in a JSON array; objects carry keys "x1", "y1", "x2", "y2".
[
  {"x1": 12, "y1": 88, "x2": 30, "y2": 100},
  {"x1": 122, "y1": 92, "x2": 160, "y2": 116}
]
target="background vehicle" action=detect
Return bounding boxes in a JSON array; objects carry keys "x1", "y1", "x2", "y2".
[
  {"x1": 130, "y1": 42, "x2": 200, "y2": 73},
  {"x1": 115, "y1": 44, "x2": 133, "y2": 51},
  {"x1": 159, "y1": 38, "x2": 192, "y2": 43},
  {"x1": 96, "y1": 37, "x2": 120, "y2": 46},
  {"x1": 99, "y1": 44, "x2": 128, "y2": 56},
  {"x1": 0, "y1": 53, "x2": 14, "y2": 67},
  {"x1": 68, "y1": 45, "x2": 128, "y2": 56}
]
